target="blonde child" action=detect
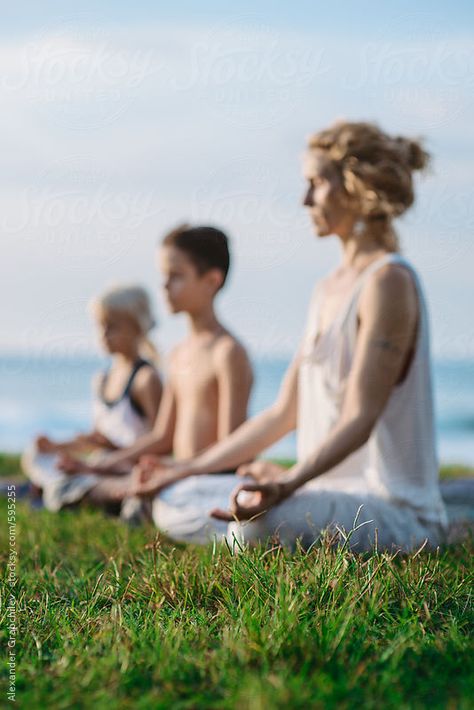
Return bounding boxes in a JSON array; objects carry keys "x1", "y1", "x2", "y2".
[{"x1": 22, "y1": 284, "x2": 162, "y2": 511}]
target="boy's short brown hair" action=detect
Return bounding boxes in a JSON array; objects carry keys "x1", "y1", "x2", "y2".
[{"x1": 162, "y1": 224, "x2": 230, "y2": 288}]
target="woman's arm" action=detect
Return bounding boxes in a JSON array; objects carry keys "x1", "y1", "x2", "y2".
[{"x1": 214, "y1": 264, "x2": 419, "y2": 520}]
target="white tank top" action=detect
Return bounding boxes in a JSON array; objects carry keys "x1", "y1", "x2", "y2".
[
  {"x1": 297, "y1": 253, "x2": 447, "y2": 526},
  {"x1": 91, "y1": 360, "x2": 153, "y2": 448}
]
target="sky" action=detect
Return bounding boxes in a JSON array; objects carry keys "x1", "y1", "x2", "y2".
[{"x1": 1, "y1": 1, "x2": 473, "y2": 361}]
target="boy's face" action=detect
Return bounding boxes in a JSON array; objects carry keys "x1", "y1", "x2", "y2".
[{"x1": 158, "y1": 245, "x2": 221, "y2": 314}]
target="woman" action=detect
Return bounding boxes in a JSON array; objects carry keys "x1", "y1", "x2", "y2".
[{"x1": 133, "y1": 121, "x2": 448, "y2": 552}]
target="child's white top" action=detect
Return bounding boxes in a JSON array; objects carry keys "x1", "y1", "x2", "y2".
[
  {"x1": 297, "y1": 253, "x2": 448, "y2": 527},
  {"x1": 92, "y1": 358, "x2": 153, "y2": 448}
]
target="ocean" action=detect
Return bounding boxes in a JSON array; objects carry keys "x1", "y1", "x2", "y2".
[{"x1": 0, "y1": 354, "x2": 472, "y2": 466}]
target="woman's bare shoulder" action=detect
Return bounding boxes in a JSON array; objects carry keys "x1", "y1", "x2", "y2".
[
  {"x1": 373, "y1": 260, "x2": 417, "y2": 294},
  {"x1": 360, "y1": 261, "x2": 419, "y2": 324}
]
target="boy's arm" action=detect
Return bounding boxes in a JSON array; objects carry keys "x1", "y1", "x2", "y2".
[
  {"x1": 97, "y1": 380, "x2": 176, "y2": 471},
  {"x1": 59, "y1": 382, "x2": 176, "y2": 475},
  {"x1": 215, "y1": 340, "x2": 253, "y2": 438}
]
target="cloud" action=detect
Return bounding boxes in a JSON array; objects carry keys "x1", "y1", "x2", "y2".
[{"x1": 1, "y1": 16, "x2": 473, "y2": 357}]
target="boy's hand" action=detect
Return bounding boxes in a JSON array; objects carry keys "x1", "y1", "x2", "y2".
[
  {"x1": 131, "y1": 458, "x2": 185, "y2": 497},
  {"x1": 79, "y1": 432, "x2": 117, "y2": 450},
  {"x1": 236, "y1": 460, "x2": 287, "y2": 484},
  {"x1": 137, "y1": 454, "x2": 175, "y2": 469}
]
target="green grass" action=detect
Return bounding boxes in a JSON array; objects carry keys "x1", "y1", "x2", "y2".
[
  {"x1": 1, "y1": 454, "x2": 473, "y2": 708},
  {"x1": 0, "y1": 453, "x2": 23, "y2": 478}
]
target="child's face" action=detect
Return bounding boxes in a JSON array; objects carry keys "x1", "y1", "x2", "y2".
[
  {"x1": 96, "y1": 308, "x2": 140, "y2": 355},
  {"x1": 158, "y1": 245, "x2": 219, "y2": 314}
]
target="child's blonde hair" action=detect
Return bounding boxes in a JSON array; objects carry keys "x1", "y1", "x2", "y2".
[{"x1": 90, "y1": 284, "x2": 159, "y2": 364}]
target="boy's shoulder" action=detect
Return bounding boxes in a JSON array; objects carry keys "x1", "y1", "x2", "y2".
[
  {"x1": 168, "y1": 330, "x2": 252, "y2": 375},
  {"x1": 212, "y1": 330, "x2": 252, "y2": 372}
]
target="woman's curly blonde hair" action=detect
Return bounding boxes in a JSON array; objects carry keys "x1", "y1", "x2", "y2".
[{"x1": 307, "y1": 121, "x2": 430, "y2": 252}]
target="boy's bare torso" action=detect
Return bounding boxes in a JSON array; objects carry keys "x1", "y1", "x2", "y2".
[{"x1": 169, "y1": 330, "x2": 252, "y2": 460}]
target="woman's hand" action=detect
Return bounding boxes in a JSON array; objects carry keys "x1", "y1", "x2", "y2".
[
  {"x1": 211, "y1": 479, "x2": 290, "y2": 522},
  {"x1": 211, "y1": 459, "x2": 291, "y2": 521}
]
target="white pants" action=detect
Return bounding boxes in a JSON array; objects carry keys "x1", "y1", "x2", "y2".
[
  {"x1": 152, "y1": 474, "x2": 446, "y2": 552},
  {"x1": 22, "y1": 444, "x2": 99, "y2": 512}
]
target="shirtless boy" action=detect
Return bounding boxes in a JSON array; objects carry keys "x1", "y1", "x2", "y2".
[{"x1": 59, "y1": 224, "x2": 253, "y2": 507}]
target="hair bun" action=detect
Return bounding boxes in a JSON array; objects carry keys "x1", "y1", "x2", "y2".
[{"x1": 395, "y1": 136, "x2": 430, "y2": 172}]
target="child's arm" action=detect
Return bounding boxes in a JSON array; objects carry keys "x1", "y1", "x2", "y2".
[
  {"x1": 100, "y1": 381, "x2": 174, "y2": 472},
  {"x1": 59, "y1": 381, "x2": 176, "y2": 475},
  {"x1": 36, "y1": 432, "x2": 116, "y2": 455},
  {"x1": 41, "y1": 371, "x2": 121, "y2": 453},
  {"x1": 129, "y1": 366, "x2": 163, "y2": 427},
  {"x1": 215, "y1": 339, "x2": 253, "y2": 438}
]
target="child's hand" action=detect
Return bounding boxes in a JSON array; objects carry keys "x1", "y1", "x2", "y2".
[
  {"x1": 57, "y1": 454, "x2": 89, "y2": 475},
  {"x1": 82, "y1": 432, "x2": 117, "y2": 450},
  {"x1": 236, "y1": 460, "x2": 287, "y2": 484},
  {"x1": 36, "y1": 435, "x2": 58, "y2": 454},
  {"x1": 131, "y1": 459, "x2": 184, "y2": 498},
  {"x1": 138, "y1": 454, "x2": 175, "y2": 469}
]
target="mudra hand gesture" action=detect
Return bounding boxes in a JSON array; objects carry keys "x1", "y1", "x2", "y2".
[
  {"x1": 57, "y1": 453, "x2": 93, "y2": 475},
  {"x1": 211, "y1": 460, "x2": 291, "y2": 522},
  {"x1": 130, "y1": 455, "x2": 184, "y2": 497},
  {"x1": 57, "y1": 451, "x2": 112, "y2": 476}
]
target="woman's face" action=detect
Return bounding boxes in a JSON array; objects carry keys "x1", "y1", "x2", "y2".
[{"x1": 302, "y1": 150, "x2": 355, "y2": 238}]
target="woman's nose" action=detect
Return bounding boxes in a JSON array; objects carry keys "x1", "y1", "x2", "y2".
[
  {"x1": 303, "y1": 186, "x2": 314, "y2": 207},
  {"x1": 303, "y1": 185, "x2": 314, "y2": 207}
]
